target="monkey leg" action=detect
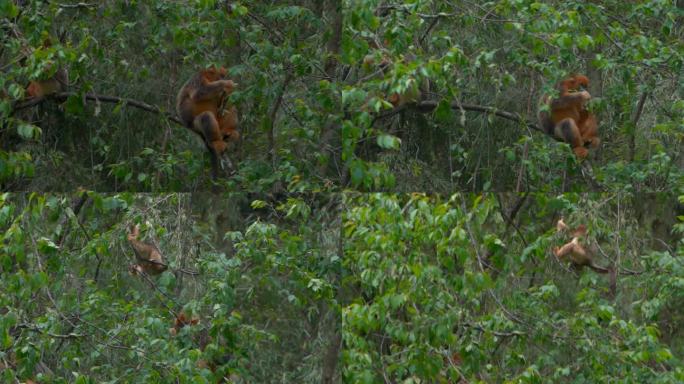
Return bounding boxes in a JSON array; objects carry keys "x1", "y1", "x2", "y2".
[
  {"x1": 550, "y1": 90, "x2": 591, "y2": 110},
  {"x1": 194, "y1": 112, "x2": 228, "y2": 178},
  {"x1": 218, "y1": 108, "x2": 240, "y2": 142},
  {"x1": 554, "y1": 238, "x2": 582, "y2": 259},
  {"x1": 579, "y1": 114, "x2": 600, "y2": 149},
  {"x1": 217, "y1": 109, "x2": 239, "y2": 172},
  {"x1": 554, "y1": 118, "x2": 587, "y2": 158}
]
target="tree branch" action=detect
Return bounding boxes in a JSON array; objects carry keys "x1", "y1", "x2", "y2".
[
  {"x1": 16, "y1": 323, "x2": 83, "y2": 339},
  {"x1": 12, "y1": 92, "x2": 184, "y2": 126},
  {"x1": 267, "y1": 73, "x2": 293, "y2": 168},
  {"x1": 375, "y1": 100, "x2": 543, "y2": 133}
]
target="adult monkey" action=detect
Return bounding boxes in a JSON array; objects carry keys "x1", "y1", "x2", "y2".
[
  {"x1": 26, "y1": 67, "x2": 68, "y2": 98},
  {"x1": 25, "y1": 37, "x2": 69, "y2": 98},
  {"x1": 176, "y1": 66, "x2": 239, "y2": 179},
  {"x1": 539, "y1": 74, "x2": 600, "y2": 158}
]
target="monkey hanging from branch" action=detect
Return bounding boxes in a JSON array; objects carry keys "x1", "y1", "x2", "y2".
[
  {"x1": 126, "y1": 224, "x2": 199, "y2": 277},
  {"x1": 127, "y1": 224, "x2": 168, "y2": 276},
  {"x1": 553, "y1": 218, "x2": 610, "y2": 273},
  {"x1": 176, "y1": 66, "x2": 239, "y2": 179}
]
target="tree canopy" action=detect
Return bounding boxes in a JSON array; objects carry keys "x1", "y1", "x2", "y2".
[
  {"x1": 1, "y1": 1, "x2": 684, "y2": 383},
  {"x1": 1, "y1": 1, "x2": 681, "y2": 191}
]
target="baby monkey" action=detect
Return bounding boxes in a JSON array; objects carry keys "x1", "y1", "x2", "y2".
[
  {"x1": 127, "y1": 224, "x2": 167, "y2": 275},
  {"x1": 553, "y1": 218, "x2": 609, "y2": 273}
]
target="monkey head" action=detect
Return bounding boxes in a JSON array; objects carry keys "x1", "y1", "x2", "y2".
[
  {"x1": 201, "y1": 66, "x2": 228, "y2": 81},
  {"x1": 559, "y1": 74, "x2": 589, "y2": 93}
]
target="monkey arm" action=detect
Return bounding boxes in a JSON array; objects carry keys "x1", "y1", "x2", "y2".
[
  {"x1": 192, "y1": 80, "x2": 233, "y2": 102},
  {"x1": 556, "y1": 218, "x2": 569, "y2": 232},
  {"x1": 551, "y1": 91, "x2": 590, "y2": 109},
  {"x1": 554, "y1": 238, "x2": 586, "y2": 261}
]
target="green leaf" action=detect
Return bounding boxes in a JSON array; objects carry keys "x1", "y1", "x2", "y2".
[
  {"x1": 16, "y1": 122, "x2": 41, "y2": 140},
  {"x1": 376, "y1": 134, "x2": 401, "y2": 150}
]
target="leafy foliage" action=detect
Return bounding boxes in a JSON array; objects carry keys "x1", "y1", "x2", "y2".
[
  {"x1": 0, "y1": 1, "x2": 681, "y2": 191},
  {"x1": 342, "y1": 193, "x2": 684, "y2": 383},
  {"x1": 0, "y1": 193, "x2": 341, "y2": 383}
]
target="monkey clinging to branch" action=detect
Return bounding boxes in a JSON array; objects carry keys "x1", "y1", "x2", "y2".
[
  {"x1": 127, "y1": 224, "x2": 167, "y2": 276},
  {"x1": 176, "y1": 66, "x2": 239, "y2": 179},
  {"x1": 539, "y1": 74, "x2": 600, "y2": 158},
  {"x1": 553, "y1": 218, "x2": 609, "y2": 273}
]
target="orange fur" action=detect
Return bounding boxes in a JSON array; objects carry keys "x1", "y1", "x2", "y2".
[
  {"x1": 176, "y1": 66, "x2": 239, "y2": 178},
  {"x1": 553, "y1": 219, "x2": 608, "y2": 273},
  {"x1": 539, "y1": 74, "x2": 600, "y2": 158},
  {"x1": 127, "y1": 225, "x2": 167, "y2": 275},
  {"x1": 26, "y1": 68, "x2": 68, "y2": 98}
]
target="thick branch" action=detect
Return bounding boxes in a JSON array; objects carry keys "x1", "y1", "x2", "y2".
[
  {"x1": 375, "y1": 100, "x2": 542, "y2": 133},
  {"x1": 12, "y1": 92, "x2": 184, "y2": 126}
]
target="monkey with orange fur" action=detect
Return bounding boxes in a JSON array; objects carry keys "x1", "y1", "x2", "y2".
[
  {"x1": 539, "y1": 74, "x2": 600, "y2": 158},
  {"x1": 127, "y1": 224, "x2": 167, "y2": 276},
  {"x1": 167, "y1": 311, "x2": 229, "y2": 373},
  {"x1": 25, "y1": 38, "x2": 69, "y2": 99},
  {"x1": 553, "y1": 219, "x2": 608, "y2": 273},
  {"x1": 169, "y1": 311, "x2": 200, "y2": 336},
  {"x1": 26, "y1": 67, "x2": 68, "y2": 98},
  {"x1": 362, "y1": 50, "x2": 423, "y2": 109},
  {"x1": 176, "y1": 66, "x2": 239, "y2": 179}
]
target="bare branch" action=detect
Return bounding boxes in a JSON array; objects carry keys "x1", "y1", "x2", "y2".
[
  {"x1": 375, "y1": 100, "x2": 542, "y2": 133},
  {"x1": 16, "y1": 323, "x2": 83, "y2": 339},
  {"x1": 12, "y1": 92, "x2": 183, "y2": 126}
]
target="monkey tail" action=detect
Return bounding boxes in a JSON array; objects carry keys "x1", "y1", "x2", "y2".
[
  {"x1": 208, "y1": 150, "x2": 220, "y2": 180},
  {"x1": 588, "y1": 263, "x2": 610, "y2": 274},
  {"x1": 175, "y1": 267, "x2": 200, "y2": 276},
  {"x1": 538, "y1": 109, "x2": 555, "y2": 135},
  {"x1": 192, "y1": 113, "x2": 221, "y2": 179}
]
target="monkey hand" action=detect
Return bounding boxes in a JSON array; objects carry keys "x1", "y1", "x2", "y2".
[
  {"x1": 222, "y1": 80, "x2": 237, "y2": 93},
  {"x1": 556, "y1": 218, "x2": 568, "y2": 232}
]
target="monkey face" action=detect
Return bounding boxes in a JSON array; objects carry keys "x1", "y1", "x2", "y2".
[{"x1": 559, "y1": 75, "x2": 589, "y2": 93}]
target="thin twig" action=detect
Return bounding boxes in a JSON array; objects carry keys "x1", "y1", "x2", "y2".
[
  {"x1": 267, "y1": 73, "x2": 293, "y2": 168},
  {"x1": 57, "y1": 2, "x2": 96, "y2": 9},
  {"x1": 16, "y1": 323, "x2": 83, "y2": 339}
]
